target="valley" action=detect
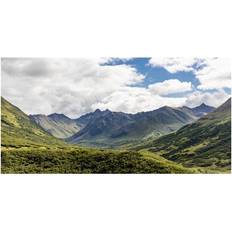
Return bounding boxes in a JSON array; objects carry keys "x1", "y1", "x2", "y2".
[
  {"x1": 29, "y1": 101, "x2": 215, "y2": 148},
  {"x1": 1, "y1": 96, "x2": 231, "y2": 174}
]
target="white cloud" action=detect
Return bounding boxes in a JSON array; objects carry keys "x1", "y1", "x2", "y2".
[
  {"x1": 149, "y1": 57, "x2": 231, "y2": 90},
  {"x1": 195, "y1": 58, "x2": 231, "y2": 90},
  {"x1": 1, "y1": 58, "x2": 144, "y2": 117},
  {"x1": 185, "y1": 89, "x2": 231, "y2": 108},
  {"x1": 2, "y1": 58, "x2": 230, "y2": 118},
  {"x1": 92, "y1": 87, "x2": 187, "y2": 114},
  {"x1": 149, "y1": 57, "x2": 198, "y2": 73},
  {"x1": 148, "y1": 79, "x2": 192, "y2": 96}
]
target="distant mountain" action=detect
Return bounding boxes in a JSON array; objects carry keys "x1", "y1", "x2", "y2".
[
  {"x1": 191, "y1": 103, "x2": 215, "y2": 117},
  {"x1": 70, "y1": 109, "x2": 135, "y2": 146},
  {"x1": 135, "y1": 98, "x2": 231, "y2": 171},
  {"x1": 68, "y1": 105, "x2": 199, "y2": 147},
  {"x1": 1, "y1": 97, "x2": 64, "y2": 148},
  {"x1": 75, "y1": 109, "x2": 106, "y2": 127},
  {"x1": 28, "y1": 101, "x2": 215, "y2": 146},
  {"x1": 30, "y1": 113, "x2": 82, "y2": 138}
]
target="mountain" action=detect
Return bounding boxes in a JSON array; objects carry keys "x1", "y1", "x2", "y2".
[
  {"x1": 1, "y1": 97, "x2": 229, "y2": 174},
  {"x1": 191, "y1": 103, "x2": 215, "y2": 117},
  {"x1": 1, "y1": 97, "x2": 64, "y2": 148},
  {"x1": 69, "y1": 109, "x2": 135, "y2": 146},
  {"x1": 68, "y1": 105, "x2": 199, "y2": 147},
  {"x1": 27, "y1": 101, "x2": 215, "y2": 148},
  {"x1": 75, "y1": 109, "x2": 105, "y2": 126},
  {"x1": 1, "y1": 97, "x2": 200, "y2": 174},
  {"x1": 30, "y1": 113, "x2": 82, "y2": 138},
  {"x1": 135, "y1": 98, "x2": 231, "y2": 171}
]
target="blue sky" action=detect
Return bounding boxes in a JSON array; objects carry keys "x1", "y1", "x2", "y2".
[
  {"x1": 104, "y1": 57, "x2": 231, "y2": 97},
  {"x1": 104, "y1": 57, "x2": 199, "y2": 87}
]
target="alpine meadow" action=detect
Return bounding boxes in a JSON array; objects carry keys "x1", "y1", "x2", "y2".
[{"x1": 1, "y1": 58, "x2": 231, "y2": 174}]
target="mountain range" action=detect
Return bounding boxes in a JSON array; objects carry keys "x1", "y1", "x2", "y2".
[
  {"x1": 1, "y1": 96, "x2": 231, "y2": 173},
  {"x1": 30, "y1": 103, "x2": 215, "y2": 147}
]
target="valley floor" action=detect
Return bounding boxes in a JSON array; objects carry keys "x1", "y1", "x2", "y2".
[{"x1": 1, "y1": 146, "x2": 228, "y2": 174}]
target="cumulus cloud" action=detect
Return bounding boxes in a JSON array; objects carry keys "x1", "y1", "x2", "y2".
[
  {"x1": 92, "y1": 87, "x2": 187, "y2": 113},
  {"x1": 2, "y1": 58, "x2": 52, "y2": 77},
  {"x1": 149, "y1": 57, "x2": 231, "y2": 90},
  {"x1": 185, "y1": 89, "x2": 231, "y2": 108},
  {"x1": 148, "y1": 79, "x2": 192, "y2": 96},
  {"x1": 149, "y1": 57, "x2": 199, "y2": 73},
  {"x1": 195, "y1": 58, "x2": 231, "y2": 90},
  {"x1": 1, "y1": 58, "x2": 144, "y2": 117},
  {"x1": 1, "y1": 58, "x2": 230, "y2": 118}
]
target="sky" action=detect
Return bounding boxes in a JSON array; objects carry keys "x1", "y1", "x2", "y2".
[{"x1": 1, "y1": 57, "x2": 231, "y2": 118}]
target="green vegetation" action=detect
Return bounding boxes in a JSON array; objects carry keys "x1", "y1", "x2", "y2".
[
  {"x1": 1, "y1": 97, "x2": 65, "y2": 148},
  {"x1": 134, "y1": 99, "x2": 231, "y2": 172},
  {"x1": 1, "y1": 147, "x2": 200, "y2": 174}
]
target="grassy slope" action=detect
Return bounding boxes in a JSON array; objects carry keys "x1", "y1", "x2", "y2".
[
  {"x1": 134, "y1": 99, "x2": 231, "y2": 172},
  {"x1": 1, "y1": 147, "x2": 200, "y2": 174},
  {"x1": 1, "y1": 97, "x2": 65, "y2": 148}
]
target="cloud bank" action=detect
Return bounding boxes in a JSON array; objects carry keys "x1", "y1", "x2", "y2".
[{"x1": 1, "y1": 58, "x2": 230, "y2": 118}]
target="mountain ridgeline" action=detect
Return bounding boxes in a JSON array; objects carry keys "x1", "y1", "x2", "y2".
[
  {"x1": 30, "y1": 113, "x2": 82, "y2": 139},
  {"x1": 30, "y1": 103, "x2": 215, "y2": 147},
  {"x1": 135, "y1": 98, "x2": 231, "y2": 171},
  {"x1": 69, "y1": 104, "x2": 215, "y2": 147}
]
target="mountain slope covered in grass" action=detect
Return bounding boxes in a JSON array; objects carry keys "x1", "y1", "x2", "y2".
[
  {"x1": 1, "y1": 97, "x2": 65, "y2": 148},
  {"x1": 135, "y1": 98, "x2": 231, "y2": 171}
]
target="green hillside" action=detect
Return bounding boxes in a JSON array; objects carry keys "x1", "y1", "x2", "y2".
[
  {"x1": 1, "y1": 147, "x2": 201, "y2": 174},
  {"x1": 1, "y1": 97, "x2": 65, "y2": 148},
  {"x1": 1, "y1": 97, "x2": 200, "y2": 174},
  {"x1": 135, "y1": 98, "x2": 231, "y2": 172}
]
